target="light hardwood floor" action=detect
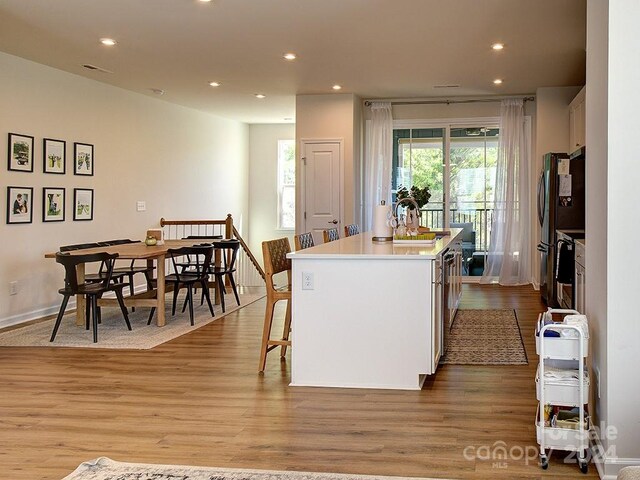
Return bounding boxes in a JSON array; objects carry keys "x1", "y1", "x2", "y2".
[{"x1": 0, "y1": 284, "x2": 598, "y2": 479}]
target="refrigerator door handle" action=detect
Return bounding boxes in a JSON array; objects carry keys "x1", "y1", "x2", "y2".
[{"x1": 537, "y1": 170, "x2": 545, "y2": 227}]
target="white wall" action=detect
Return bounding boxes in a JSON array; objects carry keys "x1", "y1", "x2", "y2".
[
  {"x1": 295, "y1": 94, "x2": 360, "y2": 232},
  {"x1": 605, "y1": 0, "x2": 640, "y2": 468},
  {"x1": 0, "y1": 51, "x2": 249, "y2": 328},
  {"x1": 248, "y1": 123, "x2": 295, "y2": 266}
]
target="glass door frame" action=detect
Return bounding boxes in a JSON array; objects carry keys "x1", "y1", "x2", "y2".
[{"x1": 393, "y1": 117, "x2": 500, "y2": 231}]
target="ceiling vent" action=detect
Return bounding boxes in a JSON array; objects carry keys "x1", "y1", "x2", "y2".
[
  {"x1": 433, "y1": 84, "x2": 460, "y2": 89},
  {"x1": 81, "y1": 64, "x2": 113, "y2": 74}
]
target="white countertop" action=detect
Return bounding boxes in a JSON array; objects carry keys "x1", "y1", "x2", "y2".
[{"x1": 288, "y1": 229, "x2": 462, "y2": 260}]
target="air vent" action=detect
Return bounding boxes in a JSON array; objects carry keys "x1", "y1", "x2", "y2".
[
  {"x1": 433, "y1": 84, "x2": 460, "y2": 89},
  {"x1": 82, "y1": 64, "x2": 113, "y2": 74}
]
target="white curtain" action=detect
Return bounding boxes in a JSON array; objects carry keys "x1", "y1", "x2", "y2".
[
  {"x1": 364, "y1": 102, "x2": 393, "y2": 231},
  {"x1": 481, "y1": 99, "x2": 531, "y2": 285}
]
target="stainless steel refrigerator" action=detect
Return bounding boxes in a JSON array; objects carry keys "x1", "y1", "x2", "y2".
[{"x1": 537, "y1": 148, "x2": 586, "y2": 306}]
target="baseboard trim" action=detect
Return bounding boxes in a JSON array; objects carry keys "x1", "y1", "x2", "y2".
[
  {"x1": 591, "y1": 428, "x2": 640, "y2": 479},
  {"x1": 0, "y1": 284, "x2": 152, "y2": 331}
]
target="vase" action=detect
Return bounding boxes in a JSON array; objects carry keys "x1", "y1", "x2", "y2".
[{"x1": 406, "y1": 208, "x2": 420, "y2": 231}]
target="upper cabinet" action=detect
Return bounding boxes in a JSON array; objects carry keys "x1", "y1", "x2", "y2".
[{"x1": 569, "y1": 86, "x2": 586, "y2": 152}]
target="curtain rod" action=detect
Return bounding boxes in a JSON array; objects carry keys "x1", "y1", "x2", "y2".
[{"x1": 363, "y1": 96, "x2": 535, "y2": 107}]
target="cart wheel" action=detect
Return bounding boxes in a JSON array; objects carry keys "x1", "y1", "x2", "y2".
[
  {"x1": 540, "y1": 454, "x2": 549, "y2": 470},
  {"x1": 578, "y1": 458, "x2": 588, "y2": 474}
]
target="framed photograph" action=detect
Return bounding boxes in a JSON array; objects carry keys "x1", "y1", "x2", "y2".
[
  {"x1": 74, "y1": 142, "x2": 94, "y2": 176},
  {"x1": 43, "y1": 138, "x2": 66, "y2": 174},
  {"x1": 7, "y1": 186, "x2": 33, "y2": 224},
  {"x1": 8, "y1": 133, "x2": 34, "y2": 172},
  {"x1": 43, "y1": 187, "x2": 65, "y2": 222},
  {"x1": 73, "y1": 188, "x2": 93, "y2": 221}
]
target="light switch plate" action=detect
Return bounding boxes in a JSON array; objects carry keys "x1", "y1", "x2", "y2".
[{"x1": 136, "y1": 201, "x2": 146, "y2": 212}]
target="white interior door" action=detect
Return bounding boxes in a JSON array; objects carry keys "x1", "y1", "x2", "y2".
[{"x1": 302, "y1": 141, "x2": 341, "y2": 244}]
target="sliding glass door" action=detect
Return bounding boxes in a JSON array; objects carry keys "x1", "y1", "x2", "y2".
[{"x1": 392, "y1": 122, "x2": 499, "y2": 276}]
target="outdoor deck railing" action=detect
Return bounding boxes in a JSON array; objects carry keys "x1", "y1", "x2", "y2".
[{"x1": 417, "y1": 206, "x2": 494, "y2": 251}]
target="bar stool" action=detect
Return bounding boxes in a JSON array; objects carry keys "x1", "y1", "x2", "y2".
[
  {"x1": 344, "y1": 224, "x2": 360, "y2": 237},
  {"x1": 259, "y1": 237, "x2": 292, "y2": 372},
  {"x1": 294, "y1": 232, "x2": 315, "y2": 251},
  {"x1": 323, "y1": 228, "x2": 339, "y2": 243}
]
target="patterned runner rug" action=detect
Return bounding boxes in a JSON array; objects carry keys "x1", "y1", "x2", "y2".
[
  {"x1": 0, "y1": 290, "x2": 264, "y2": 349},
  {"x1": 63, "y1": 457, "x2": 452, "y2": 480},
  {"x1": 439, "y1": 309, "x2": 528, "y2": 365}
]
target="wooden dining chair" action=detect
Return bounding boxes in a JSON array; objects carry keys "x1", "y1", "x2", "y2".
[
  {"x1": 323, "y1": 228, "x2": 339, "y2": 243},
  {"x1": 50, "y1": 252, "x2": 132, "y2": 343},
  {"x1": 344, "y1": 224, "x2": 360, "y2": 237},
  {"x1": 106, "y1": 239, "x2": 155, "y2": 311},
  {"x1": 148, "y1": 244, "x2": 215, "y2": 326},
  {"x1": 259, "y1": 237, "x2": 292, "y2": 372},
  {"x1": 294, "y1": 232, "x2": 315, "y2": 251}
]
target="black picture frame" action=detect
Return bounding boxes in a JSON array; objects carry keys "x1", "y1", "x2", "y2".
[
  {"x1": 73, "y1": 188, "x2": 94, "y2": 221},
  {"x1": 8, "y1": 133, "x2": 34, "y2": 172},
  {"x1": 7, "y1": 186, "x2": 34, "y2": 224},
  {"x1": 74, "y1": 142, "x2": 94, "y2": 176},
  {"x1": 43, "y1": 138, "x2": 66, "y2": 174},
  {"x1": 43, "y1": 187, "x2": 65, "y2": 222}
]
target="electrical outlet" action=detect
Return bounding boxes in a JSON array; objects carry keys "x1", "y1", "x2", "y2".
[
  {"x1": 302, "y1": 272, "x2": 314, "y2": 290},
  {"x1": 9, "y1": 281, "x2": 18, "y2": 296}
]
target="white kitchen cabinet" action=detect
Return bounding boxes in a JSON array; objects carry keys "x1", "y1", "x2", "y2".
[
  {"x1": 569, "y1": 86, "x2": 586, "y2": 152},
  {"x1": 574, "y1": 240, "x2": 586, "y2": 314}
]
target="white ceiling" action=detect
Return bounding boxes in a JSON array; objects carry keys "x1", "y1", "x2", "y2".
[{"x1": 0, "y1": 0, "x2": 586, "y2": 124}]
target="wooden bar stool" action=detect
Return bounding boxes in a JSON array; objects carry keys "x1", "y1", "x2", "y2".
[
  {"x1": 294, "y1": 232, "x2": 315, "y2": 251},
  {"x1": 259, "y1": 237, "x2": 292, "y2": 372},
  {"x1": 344, "y1": 224, "x2": 360, "y2": 237},
  {"x1": 323, "y1": 228, "x2": 339, "y2": 243}
]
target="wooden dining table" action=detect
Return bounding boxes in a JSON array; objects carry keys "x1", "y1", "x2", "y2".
[{"x1": 45, "y1": 239, "x2": 220, "y2": 327}]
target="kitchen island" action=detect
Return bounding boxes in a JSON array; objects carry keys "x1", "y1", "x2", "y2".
[{"x1": 287, "y1": 229, "x2": 462, "y2": 390}]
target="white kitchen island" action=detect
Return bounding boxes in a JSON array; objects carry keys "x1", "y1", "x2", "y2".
[{"x1": 287, "y1": 229, "x2": 462, "y2": 390}]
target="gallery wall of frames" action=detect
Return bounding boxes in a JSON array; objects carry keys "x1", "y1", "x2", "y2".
[{"x1": 6, "y1": 132, "x2": 94, "y2": 225}]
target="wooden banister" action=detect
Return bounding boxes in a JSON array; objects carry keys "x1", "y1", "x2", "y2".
[
  {"x1": 159, "y1": 215, "x2": 265, "y2": 283},
  {"x1": 233, "y1": 226, "x2": 265, "y2": 281}
]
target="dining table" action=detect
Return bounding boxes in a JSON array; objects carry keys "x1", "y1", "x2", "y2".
[{"x1": 45, "y1": 239, "x2": 221, "y2": 327}]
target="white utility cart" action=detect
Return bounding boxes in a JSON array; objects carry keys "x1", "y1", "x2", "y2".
[{"x1": 535, "y1": 308, "x2": 590, "y2": 474}]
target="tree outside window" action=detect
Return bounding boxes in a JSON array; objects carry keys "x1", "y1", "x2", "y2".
[{"x1": 277, "y1": 140, "x2": 295, "y2": 229}]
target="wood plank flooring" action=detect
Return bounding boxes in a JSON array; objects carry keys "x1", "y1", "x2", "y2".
[{"x1": 0, "y1": 284, "x2": 599, "y2": 479}]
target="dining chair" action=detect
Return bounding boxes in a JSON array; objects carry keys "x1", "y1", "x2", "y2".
[
  {"x1": 209, "y1": 239, "x2": 241, "y2": 313},
  {"x1": 148, "y1": 244, "x2": 215, "y2": 326},
  {"x1": 259, "y1": 237, "x2": 292, "y2": 372},
  {"x1": 294, "y1": 232, "x2": 315, "y2": 251},
  {"x1": 61, "y1": 242, "x2": 129, "y2": 286},
  {"x1": 50, "y1": 252, "x2": 132, "y2": 343},
  {"x1": 323, "y1": 228, "x2": 339, "y2": 243},
  {"x1": 344, "y1": 224, "x2": 360, "y2": 237},
  {"x1": 108, "y1": 239, "x2": 155, "y2": 310}
]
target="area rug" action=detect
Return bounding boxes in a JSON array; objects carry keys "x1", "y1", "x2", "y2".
[
  {"x1": 0, "y1": 291, "x2": 264, "y2": 350},
  {"x1": 439, "y1": 309, "x2": 528, "y2": 365},
  {"x1": 63, "y1": 457, "x2": 452, "y2": 480}
]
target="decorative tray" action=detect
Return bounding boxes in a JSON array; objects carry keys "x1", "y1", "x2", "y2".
[{"x1": 392, "y1": 235, "x2": 437, "y2": 245}]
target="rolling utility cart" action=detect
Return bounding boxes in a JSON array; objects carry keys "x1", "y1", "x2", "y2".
[{"x1": 535, "y1": 308, "x2": 590, "y2": 474}]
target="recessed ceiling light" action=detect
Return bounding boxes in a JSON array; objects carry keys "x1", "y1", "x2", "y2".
[
  {"x1": 283, "y1": 53, "x2": 297, "y2": 61},
  {"x1": 198, "y1": 0, "x2": 212, "y2": 2},
  {"x1": 208, "y1": 81, "x2": 221, "y2": 87},
  {"x1": 492, "y1": 43, "x2": 504, "y2": 50},
  {"x1": 332, "y1": 84, "x2": 342, "y2": 91},
  {"x1": 255, "y1": 94, "x2": 266, "y2": 99},
  {"x1": 150, "y1": 88, "x2": 165, "y2": 96},
  {"x1": 493, "y1": 79, "x2": 503, "y2": 85},
  {"x1": 100, "y1": 38, "x2": 117, "y2": 46}
]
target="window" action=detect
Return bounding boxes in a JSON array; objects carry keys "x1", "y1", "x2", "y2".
[{"x1": 277, "y1": 140, "x2": 295, "y2": 230}]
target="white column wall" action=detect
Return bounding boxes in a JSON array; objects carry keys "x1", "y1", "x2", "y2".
[
  {"x1": 0, "y1": 51, "x2": 249, "y2": 327},
  {"x1": 606, "y1": 0, "x2": 640, "y2": 464}
]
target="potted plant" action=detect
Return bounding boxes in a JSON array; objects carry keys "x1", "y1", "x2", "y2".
[{"x1": 396, "y1": 185, "x2": 431, "y2": 231}]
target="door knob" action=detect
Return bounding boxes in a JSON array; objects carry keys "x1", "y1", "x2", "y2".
[{"x1": 328, "y1": 220, "x2": 338, "y2": 224}]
